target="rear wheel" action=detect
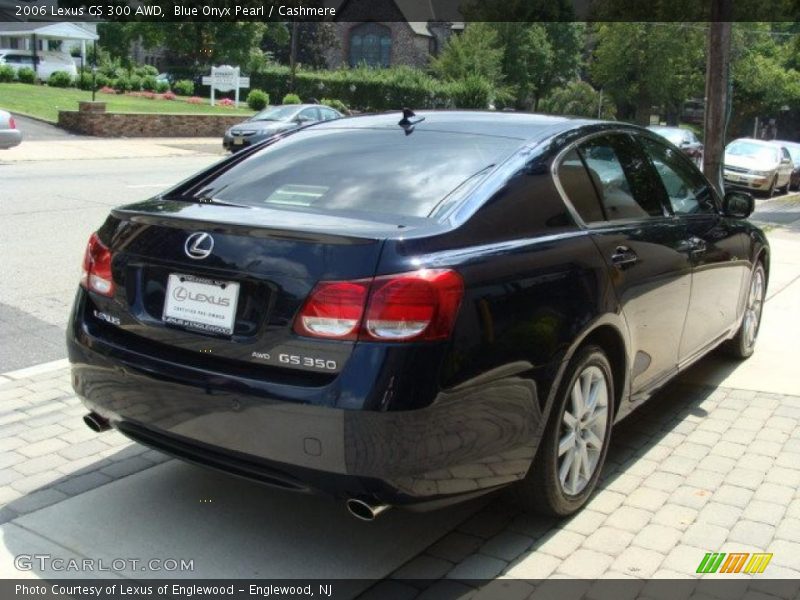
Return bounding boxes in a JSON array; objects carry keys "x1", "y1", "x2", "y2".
[
  {"x1": 516, "y1": 345, "x2": 614, "y2": 516},
  {"x1": 723, "y1": 262, "x2": 765, "y2": 359}
]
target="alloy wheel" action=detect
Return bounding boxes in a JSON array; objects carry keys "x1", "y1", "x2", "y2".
[
  {"x1": 743, "y1": 267, "x2": 765, "y2": 350},
  {"x1": 557, "y1": 365, "x2": 609, "y2": 496}
]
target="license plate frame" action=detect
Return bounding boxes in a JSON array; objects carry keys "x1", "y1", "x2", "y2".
[{"x1": 162, "y1": 273, "x2": 240, "y2": 336}]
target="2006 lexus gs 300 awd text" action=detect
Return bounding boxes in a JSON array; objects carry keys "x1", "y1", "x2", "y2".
[{"x1": 68, "y1": 111, "x2": 768, "y2": 520}]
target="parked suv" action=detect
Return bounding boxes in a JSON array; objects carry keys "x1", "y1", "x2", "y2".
[{"x1": 0, "y1": 49, "x2": 78, "y2": 80}]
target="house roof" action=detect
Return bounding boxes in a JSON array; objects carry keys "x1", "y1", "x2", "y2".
[
  {"x1": 326, "y1": 0, "x2": 464, "y2": 37},
  {"x1": 0, "y1": 22, "x2": 98, "y2": 41}
]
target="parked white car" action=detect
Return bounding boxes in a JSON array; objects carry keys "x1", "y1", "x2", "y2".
[
  {"x1": 724, "y1": 138, "x2": 794, "y2": 196},
  {"x1": 0, "y1": 109, "x2": 22, "y2": 149},
  {"x1": 0, "y1": 49, "x2": 78, "y2": 80}
]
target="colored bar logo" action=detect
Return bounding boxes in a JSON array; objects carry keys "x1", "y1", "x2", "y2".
[{"x1": 697, "y1": 552, "x2": 772, "y2": 574}]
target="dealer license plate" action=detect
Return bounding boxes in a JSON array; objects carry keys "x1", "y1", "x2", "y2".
[{"x1": 162, "y1": 273, "x2": 240, "y2": 336}]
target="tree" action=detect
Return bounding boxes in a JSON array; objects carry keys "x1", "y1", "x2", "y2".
[
  {"x1": 730, "y1": 23, "x2": 800, "y2": 139},
  {"x1": 262, "y1": 22, "x2": 336, "y2": 70},
  {"x1": 540, "y1": 80, "x2": 616, "y2": 119},
  {"x1": 591, "y1": 23, "x2": 704, "y2": 125},
  {"x1": 430, "y1": 23, "x2": 504, "y2": 86}
]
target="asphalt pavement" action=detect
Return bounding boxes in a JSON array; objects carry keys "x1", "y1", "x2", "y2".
[
  {"x1": 0, "y1": 154, "x2": 220, "y2": 371},
  {"x1": 10, "y1": 115, "x2": 87, "y2": 141}
]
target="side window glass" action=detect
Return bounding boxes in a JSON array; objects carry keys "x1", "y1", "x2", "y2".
[
  {"x1": 558, "y1": 148, "x2": 606, "y2": 223},
  {"x1": 577, "y1": 135, "x2": 666, "y2": 220},
  {"x1": 301, "y1": 108, "x2": 320, "y2": 121},
  {"x1": 640, "y1": 137, "x2": 717, "y2": 215}
]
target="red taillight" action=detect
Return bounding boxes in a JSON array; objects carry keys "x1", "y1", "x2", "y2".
[
  {"x1": 8, "y1": 117, "x2": 15, "y2": 130},
  {"x1": 80, "y1": 232, "x2": 115, "y2": 297},
  {"x1": 293, "y1": 281, "x2": 370, "y2": 340},
  {"x1": 293, "y1": 269, "x2": 464, "y2": 342}
]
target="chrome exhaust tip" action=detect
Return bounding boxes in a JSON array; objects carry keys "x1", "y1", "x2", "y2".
[
  {"x1": 83, "y1": 412, "x2": 111, "y2": 433},
  {"x1": 346, "y1": 498, "x2": 390, "y2": 521}
]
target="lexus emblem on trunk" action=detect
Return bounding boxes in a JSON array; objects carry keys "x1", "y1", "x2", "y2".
[{"x1": 184, "y1": 232, "x2": 214, "y2": 259}]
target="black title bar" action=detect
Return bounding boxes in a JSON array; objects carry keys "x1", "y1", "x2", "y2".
[{"x1": 1, "y1": 0, "x2": 799, "y2": 22}]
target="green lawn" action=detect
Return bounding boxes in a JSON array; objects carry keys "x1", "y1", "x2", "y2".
[{"x1": 0, "y1": 83, "x2": 254, "y2": 123}]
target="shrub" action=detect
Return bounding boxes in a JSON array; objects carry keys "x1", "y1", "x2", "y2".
[
  {"x1": 77, "y1": 72, "x2": 94, "y2": 90},
  {"x1": 155, "y1": 80, "x2": 170, "y2": 93},
  {"x1": 48, "y1": 70, "x2": 75, "y2": 88},
  {"x1": 218, "y1": 98, "x2": 234, "y2": 107},
  {"x1": 134, "y1": 64, "x2": 158, "y2": 78},
  {"x1": 186, "y1": 96, "x2": 203, "y2": 104},
  {"x1": 320, "y1": 97, "x2": 348, "y2": 114},
  {"x1": 113, "y1": 76, "x2": 132, "y2": 92},
  {"x1": 129, "y1": 74, "x2": 143, "y2": 91},
  {"x1": 539, "y1": 80, "x2": 617, "y2": 120},
  {"x1": 17, "y1": 67, "x2": 35, "y2": 84},
  {"x1": 250, "y1": 65, "x2": 451, "y2": 112},
  {"x1": 141, "y1": 75, "x2": 157, "y2": 91},
  {"x1": 282, "y1": 93, "x2": 302, "y2": 104},
  {"x1": 0, "y1": 64, "x2": 15, "y2": 82},
  {"x1": 246, "y1": 89, "x2": 269, "y2": 111},
  {"x1": 173, "y1": 79, "x2": 194, "y2": 96},
  {"x1": 99, "y1": 85, "x2": 116, "y2": 95},
  {"x1": 446, "y1": 74, "x2": 494, "y2": 109},
  {"x1": 95, "y1": 73, "x2": 110, "y2": 89},
  {"x1": 162, "y1": 91, "x2": 176, "y2": 100}
]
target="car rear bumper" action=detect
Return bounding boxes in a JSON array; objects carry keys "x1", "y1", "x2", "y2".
[
  {"x1": 67, "y1": 290, "x2": 543, "y2": 507},
  {"x1": 0, "y1": 129, "x2": 22, "y2": 149}
]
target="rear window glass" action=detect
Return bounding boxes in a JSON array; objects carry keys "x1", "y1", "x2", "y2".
[{"x1": 191, "y1": 128, "x2": 522, "y2": 218}]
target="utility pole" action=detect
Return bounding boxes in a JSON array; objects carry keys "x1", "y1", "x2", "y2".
[
  {"x1": 289, "y1": 21, "x2": 298, "y2": 93},
  {"x1": 703, "y1": 1, "x2": 733, "y2": 195}
]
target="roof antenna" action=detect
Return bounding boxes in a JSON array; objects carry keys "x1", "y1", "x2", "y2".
[{"x1": 398, "y1": 107, "x2": 424, "y2": 135}]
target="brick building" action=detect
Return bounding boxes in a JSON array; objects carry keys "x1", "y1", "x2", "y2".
[{"x1": 325, "y1": 0, "x2": 463, "y2": 69}]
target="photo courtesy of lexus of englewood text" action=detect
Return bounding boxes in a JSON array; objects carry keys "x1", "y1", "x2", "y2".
[{"x1": 1, "y1": 0, "x2": 800, "y2": 598}]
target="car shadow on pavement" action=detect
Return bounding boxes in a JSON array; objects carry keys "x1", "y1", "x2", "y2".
[{"x1": 365, "y1": 349, "x2": 774, "y2": 595}]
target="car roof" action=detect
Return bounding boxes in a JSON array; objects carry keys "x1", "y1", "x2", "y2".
[
  {"x1": 728, "y1": 138, "x2": 778, "y2": 147},
  {"x1": 310, "y1": 110, "x2": 597, "y2": 141}
]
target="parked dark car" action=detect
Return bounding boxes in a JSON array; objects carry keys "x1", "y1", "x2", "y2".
[
  {"x1": 222, "y1": 104, "x2": 342, "y2": 152},
  {"x1": 774, "y1": 140, "x2": 800, "y2": 191},
  {"x1": 648, "y1": 125, "x2": 704, "y2": 167},
  {"x1": 68, "y1": 112, "x2": 768, "y2": 519}
]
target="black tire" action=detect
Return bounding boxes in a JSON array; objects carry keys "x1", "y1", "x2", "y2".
[
  {"x1": 723, "y1": 262, "x2": 766, "y2": 359},
  {"x1": 516, "y1": 345, "x2": 615, "y2": 516},
  {"x1": 767, "y1": 176, "x2": 778, "y2": 197}
]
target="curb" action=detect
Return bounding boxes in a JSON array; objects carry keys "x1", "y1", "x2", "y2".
[{"x1": 0, "y1": 358, "x2": 70, "y2": 381}]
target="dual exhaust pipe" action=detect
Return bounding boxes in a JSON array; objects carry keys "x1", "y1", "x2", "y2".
[
  {"x1": 345, "y1": 498, "x2": 391, "y2": 521},
  {"x1": 83, "y1": 412, "x2": 111, "y2": 433},
  {"x1": 85, "y1": 412, "x2": 390, "y2": 521}
]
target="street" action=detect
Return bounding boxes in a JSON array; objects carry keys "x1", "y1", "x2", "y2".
[
  {"x1": 1, "y1": 136, "x2": 800, "y2": 594},
  {"x1": 0, "y1": 152, "x2": 221, "y2": 371}
]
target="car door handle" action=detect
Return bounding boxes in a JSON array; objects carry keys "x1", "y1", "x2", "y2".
[
  {"x1": 611, "y1": 246, "x2": 638, "y2": 267},
  {"x1": 687, "y1": 236, "x2": 707, "y2": 254}
]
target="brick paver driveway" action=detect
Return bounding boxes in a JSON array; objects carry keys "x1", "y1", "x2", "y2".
[{"x1": 374, "y1": 379, "x2": 800, "y2": 597}]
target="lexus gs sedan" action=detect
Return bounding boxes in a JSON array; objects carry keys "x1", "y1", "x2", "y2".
[
  {"x1": 222, "y1": 104, "x2": 342, "y2": 152},
  {"x1": 68, "y1": 112, "x2": 768, "y2": 519}
]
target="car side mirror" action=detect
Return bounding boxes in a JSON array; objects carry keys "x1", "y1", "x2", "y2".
[{"x1": 722, "y1": 190, "x2": 754, "y2": 219}]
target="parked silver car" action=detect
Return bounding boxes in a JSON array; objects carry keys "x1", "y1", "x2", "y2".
[
  {"x1": 223, "y1": 104, "x2": 342, "y2": 152},
  {"x1": 0, "y1": 109, "x2": 22, "y2": 150},
  {"x1": 724, "y1": 138, "x2": 793, "y2": 196}
]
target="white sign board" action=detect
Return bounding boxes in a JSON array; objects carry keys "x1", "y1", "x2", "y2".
[{"x1": 201, "y1": 65, "x2": 250, "y2": 107}]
